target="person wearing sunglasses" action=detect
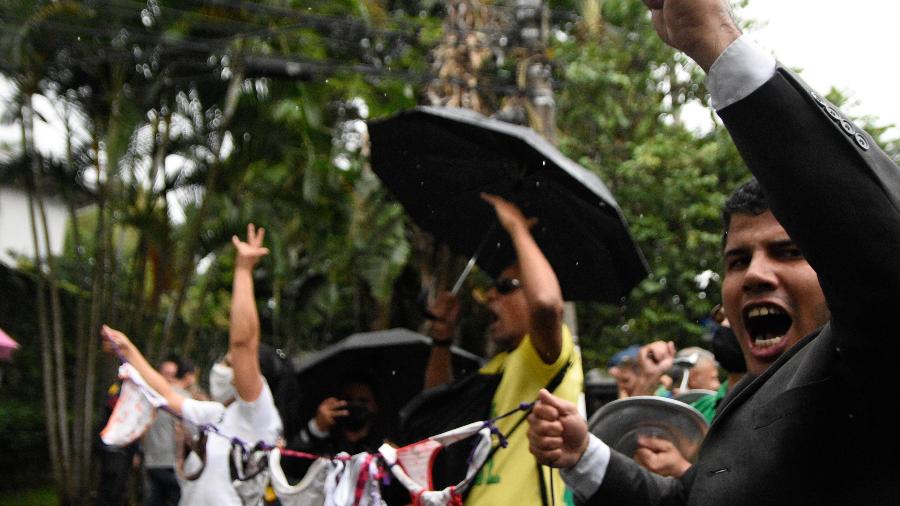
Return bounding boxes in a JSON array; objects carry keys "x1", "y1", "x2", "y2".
[{"x1": 422, "y1": 193, "x2": 584, "y2": 506}]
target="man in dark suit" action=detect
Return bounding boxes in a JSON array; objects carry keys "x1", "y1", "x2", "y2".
[{"x1": 527, "y1": 0, "x2": 900, "y2": 504}]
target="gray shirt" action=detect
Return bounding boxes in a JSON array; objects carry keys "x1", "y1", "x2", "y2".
[{"x1": 143, "y1": 386, "x2": 189, "y2": 469}]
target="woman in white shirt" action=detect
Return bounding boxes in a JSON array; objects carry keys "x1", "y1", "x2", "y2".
[{"x1": 103, "y1": 224, "x2": 282, "y2": 505}]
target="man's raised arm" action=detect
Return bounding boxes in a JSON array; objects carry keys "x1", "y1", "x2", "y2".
[
  {"x1": 646, "y1": 0, "x2": 900, "y2": 336},
  {"x1": 229, "y1": 223, "x2": 269, "y2": 403},
  {"x1": 482, "y1": 193, "x2": 563, "y2": 364}
]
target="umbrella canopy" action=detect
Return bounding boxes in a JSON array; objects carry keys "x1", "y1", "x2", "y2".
[
  {"x1": 0, "y1": 328, "x2": 20, "y2": 362},
  {"x1": 294, "y1": 328, "x2": 483, "y2": 428},
  {"x1": 587, "y1": 396, "x2": 708, "y2": 462},
  {"x1": 369, "y1": 106, "x2": 649, "y2": 302}
]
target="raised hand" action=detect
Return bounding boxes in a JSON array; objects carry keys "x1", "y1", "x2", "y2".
[
  {"x1": 528, "y1": 389, "x2": 590, "y2": 469},
  {"x1": 232, "y1": 223, "x2": 269, "y2": 270},
  {"x1": 101, "y1": 325, "x2": 136, "y2": 360},
  {"x1": 642, "y1": 0, "x2": 741, "y2": 72},
  {"x1": 632, "y1": 340, "x2": 676, "y2": 396},
  {"x1": 481, "y1": 193, "x2": 537, "y2": 233},
  {"x1": 101, "y1": 324, "x2": 188, "y2": 413},
  {"x1": 314, "y1": 397, "x2": 349, "y2": 433},
  {"x1": 428, "y1": 291, "x2": 461, "y2": 343}
]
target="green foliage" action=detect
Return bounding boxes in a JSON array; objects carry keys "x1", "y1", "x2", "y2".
[
  {"x1": 550, "y1": 0, "x2": 749, "y2": 369},
  {"x1": 5, "y1": 6, "x2": 900, "y2": 501},
  {"x1": 0, "y1": 400, "x2": 51, "y2": 493},
  {"x1": 550, "y1": 0, "x2": 898, "y2": 371}
]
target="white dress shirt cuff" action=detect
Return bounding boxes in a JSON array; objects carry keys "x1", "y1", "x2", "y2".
[
  {"x1": 308, "y1": 417, "x2": 330, "y2": 439},
  {"x1": 707, "y1": 35, "x2": 777, "y2": 110},
  {"x1": 560, "y1": 434, "x2": 611, "y2": 502}
]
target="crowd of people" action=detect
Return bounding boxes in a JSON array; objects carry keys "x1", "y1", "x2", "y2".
[{"x1": 94, "y1": 0, "x2": 900, "y2": 504}]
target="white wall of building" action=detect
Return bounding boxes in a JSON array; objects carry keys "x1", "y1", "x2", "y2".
[{"x1": 0, "y1": 186, "x2": 70, "y2": 267}]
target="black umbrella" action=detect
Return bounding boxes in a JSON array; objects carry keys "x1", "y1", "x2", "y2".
[
  {"x1": 369, "y1": 106, "x2": 649, "y2": 302},
  {"x1": 294, "y1": 328, "x2": 483, "y2": 428},
  {"x1": 587, "y1": 396, "x2": 709, "y2": 462}
]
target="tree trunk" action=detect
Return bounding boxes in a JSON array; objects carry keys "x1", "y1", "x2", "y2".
[
  {"x1": 27, "y1": 95, "x2": 74, "y2": 490},
  {"x1": 21, "y1": 102, "x2": 66, "y2": 499},
  {"x1": 183, "y1": 254, "x2": 219, "y2": 356},
  {"x1": 85, "y1": 123, "x2": 110, "y2": 498},
  {"x1": 35, "y1": 175, "x2": 75, "y2": 497}
]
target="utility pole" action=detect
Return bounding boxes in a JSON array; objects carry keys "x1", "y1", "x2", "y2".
[
  {"x1": 425, "y1": 0, "x2": 502, "y2": 114},
  {"x1": 417, "y1": 0, "x2": 576, "y2": 342},
  {"x1": 413, "y1": 1, "x2": 505, "y2": 351},
  {"x1": 507, "y1": 0, "x2": 579, "y2": 337}
]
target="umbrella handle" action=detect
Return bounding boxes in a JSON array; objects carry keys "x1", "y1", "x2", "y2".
[
  {"x1": 450, "y1": 254, "x2": 478, "y2": 296},
  {"x1": 449, "y1": 220, "x2": 499, "y2": 296}
]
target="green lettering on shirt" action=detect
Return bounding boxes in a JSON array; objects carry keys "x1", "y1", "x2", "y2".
[{"x1": 474, "y1": 457, "x2": 501, "y2": 485}]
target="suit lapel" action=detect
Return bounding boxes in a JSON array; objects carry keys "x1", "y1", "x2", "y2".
[{"x1": 707, "y1": 328, "x2": 821, "y2": 431}]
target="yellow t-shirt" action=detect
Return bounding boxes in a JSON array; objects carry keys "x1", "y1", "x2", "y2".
[{"x1": 465, "y1": 325, "x2": 583, "y2": 505}]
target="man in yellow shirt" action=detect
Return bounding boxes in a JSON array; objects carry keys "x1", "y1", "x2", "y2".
[{"x1": 424, "y1": 193, "x2": 583, "y2": 505}]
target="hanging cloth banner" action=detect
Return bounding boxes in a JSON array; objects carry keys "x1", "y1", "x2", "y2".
[
  {"x1": 379, "y1": 421, "x2": 493, "y2": 506},
  {"x1": 268, "y1": 450, "x2": 333, "y2": 506},
  {"x1": 324, "y1": 452, "x2": 387, "y2": 506},
  {"x1": 100, "y1": 363, "x2": 167, "y2": 446}
]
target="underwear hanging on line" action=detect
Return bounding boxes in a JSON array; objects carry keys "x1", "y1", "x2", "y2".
[
  {"x1": 379, "y1": 421, "x2": 494, "y2": 506},
  {"x1": 100, "y1": 363, "x2": 168, "y2": 446},
  {"x1": 230, "y1": 440, "x2": 271, "y2": 506},
  {"x1": 325, "y1": 452, "x2": 386, "y2": 506},
  {"x1": 268, "y1": 449, "x2": 333, "y2": 506}
]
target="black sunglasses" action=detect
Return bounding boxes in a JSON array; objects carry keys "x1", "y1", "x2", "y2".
[{"x1": 492, "y1": 277, "x2": 521, "y2": 294}]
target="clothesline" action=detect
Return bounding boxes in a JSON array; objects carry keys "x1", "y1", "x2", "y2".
[
  {"x1": 102, "y1": 336, "x2": 535, "y2": 459},
  {"x1": 101, "y1": 337, "x2": 552, "y2": 505}
]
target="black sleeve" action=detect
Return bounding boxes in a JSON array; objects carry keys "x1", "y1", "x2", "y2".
[
  {"x1": 717, "y1": 68, "x2": 900, "y2": 352},
  {"x1": 582, "y1": 450, "x2": 690, "y2": 506}
]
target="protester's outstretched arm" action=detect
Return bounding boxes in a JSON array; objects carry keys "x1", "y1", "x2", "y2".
[
  {"x1": 423, "y1": 291, "x2": 461, "y2": 389},
  {"x1": 229, "y1": 223, "x2": 269, "y2": 403},
  {"x1": 101, "y1": 325, "x2": 187, "y2": 414},
  {"x1": 631, "y1": 341, "x2": 676, "y2": 396},
  {"x1": 529, "y1": 389, "x2": 687, "y2": 504},
  {"x1": 528, "y1": 389, "x2": 589, "y2": 469},
  {"x1": 483, "y1": 193, "x2": 563, "y2": 363}
]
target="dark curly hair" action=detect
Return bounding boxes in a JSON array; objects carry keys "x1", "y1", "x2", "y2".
[{"x1": 722, "y1": 177, "x2": 770, "y2": 248}]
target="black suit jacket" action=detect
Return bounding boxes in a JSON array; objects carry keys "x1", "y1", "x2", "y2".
[{"x1": 586, "y1": 68, "x2": 900, "y2": 505}]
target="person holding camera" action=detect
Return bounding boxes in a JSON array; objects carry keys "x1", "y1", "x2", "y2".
[{"x1": 290, "y1": 375, "x2": 384, "y2": 457}]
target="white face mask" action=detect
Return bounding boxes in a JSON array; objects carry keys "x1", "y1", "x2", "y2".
[{"x1": 209, "y1": 362, "x2": 235, "y2": 403}]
